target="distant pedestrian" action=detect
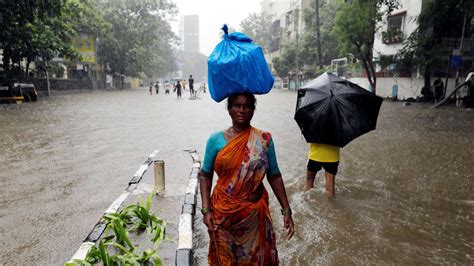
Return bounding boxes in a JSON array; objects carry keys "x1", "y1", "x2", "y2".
[
  {"x1": 175, "y1": 80, "x2": 182, "y2": 98},
  {"x1": 165, "y1": 80, "x2": 170, "y2": 94},
  {"x1": 433, "y1": 76, "x2": 444, "y2": 102},
  {"x1": 155, "y1": 81, "x2": 160, "y2": 94},
  {"x1": 305, "y1": 143, "x2": 340, "y2": 198},
  {"x1": 189, "y1": 75, "x2": 195, "y2": 96},
  {"x1": 149, "y1": 82, "x2": 153, "y2": 95},
  {"x1": 202, "y1": 82, "x2": 207, "y2": 93}
]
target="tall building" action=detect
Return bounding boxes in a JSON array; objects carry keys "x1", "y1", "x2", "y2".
[
  {"x1": 180, "y1": 15, "x2": 200, "y2": 53},
  {"x1": 177, "y1": 14, "x2": 206, "y2": 82}
]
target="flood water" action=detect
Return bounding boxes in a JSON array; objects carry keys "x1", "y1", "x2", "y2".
[{"x1": 0, "y1": 89, "x2": 473, "y2": 265}]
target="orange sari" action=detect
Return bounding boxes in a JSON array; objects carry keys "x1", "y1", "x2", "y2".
[{"x1": 209, "y1": 126, "x2": 278, "y2": 265}]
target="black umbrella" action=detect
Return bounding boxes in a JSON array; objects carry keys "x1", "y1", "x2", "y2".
[{"x1": 294, "y1": 72, "x2": 383, "y2": 147}]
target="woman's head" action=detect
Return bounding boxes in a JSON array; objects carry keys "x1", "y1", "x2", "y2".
[
  {"x1": 227, "y1": 93, "x2": 256, "y2": 127},
  {"x1": 227, "y1": 93, "x2": 256, "y2": 111}
]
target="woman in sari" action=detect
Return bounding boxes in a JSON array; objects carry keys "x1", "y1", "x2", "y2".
[{"x1": 200, "y1": 93, "x2": 295, "y2": 265}]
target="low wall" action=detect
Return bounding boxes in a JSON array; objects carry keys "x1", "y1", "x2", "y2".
[
  {"x1": 26, "y1": 78, "x2": 96, "y2": 92},
  {"x1": 348, "y1": 77, "x2": 459, "y2": 100}
]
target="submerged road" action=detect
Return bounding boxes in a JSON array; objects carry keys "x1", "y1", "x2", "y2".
[{"x1": 0, "y1": 88, "x2": 472, "y2": 264}]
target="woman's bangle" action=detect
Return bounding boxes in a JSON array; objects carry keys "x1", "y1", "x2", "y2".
[
  {"x1": 201, "y1": 207, "x2": 212, "y2": 215},
  {"x1": 281, "y1": 207, "x2": 292, "y2": 216}
]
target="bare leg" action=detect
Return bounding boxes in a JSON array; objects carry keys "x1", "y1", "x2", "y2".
[
  {"x1": 305, "y1": 170, "x2": 317, "y2": 191},
  {"x1": 324, "y1": 172, "x2": 336, "y2": 198}
]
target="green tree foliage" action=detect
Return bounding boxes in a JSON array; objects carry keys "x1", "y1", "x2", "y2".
[
  {"x1": 272, "y1": 40, "x2": 298, "y2": 78},
  {"x1": 68, "y1": 0, "x2": 110, "y2": 35},
  {"x1": 0, "y1": 0, "x2": 110, "y2": 82},
  {"x1": 332, "y1": 0, "x2": 399, "y2": 94},
  {"x1": 240, "y1": 12, "x2": 274, "y2": 53},
  {"x1": 400, "y1": 0, "x2": 473, "y2": 89},
  {"x1": 0, "y1": 1, "x2": 70, "y2": 81},
  {"x1": 301, "y1": 0, "x2": 342, "y2": 67},
  {"x1": 97, "y1": 0, "x2": 178, "y2": 78}
]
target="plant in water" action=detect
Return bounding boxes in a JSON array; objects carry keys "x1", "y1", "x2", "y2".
[{"x1": 66, "y1": 189, "x2": 167, "y2": 266}]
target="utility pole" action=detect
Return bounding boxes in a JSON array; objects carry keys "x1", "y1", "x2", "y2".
[
  {"x1": 294, "y1": 6, "x2": 301, "y2": 90},
  {"x1": 296, "y1": 31, "x2": 299, "y2": 90},
  {"x1": 315, "y1": 0, "x2": 322, "y2": 68},
  {"x1": 454, "y1": 12, "x2": 467, "y2": 88},
  {"x1": 45, "y1": 60, "x2": 51, "y2": 97}
]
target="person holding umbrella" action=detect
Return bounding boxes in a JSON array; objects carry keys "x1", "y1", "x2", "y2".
[
  {"x1": 295, "y1": 72, "x2": 383, "y2": 196},
  {"x1": 306, "y1": 143, "x2": 340, "y2": 197}
]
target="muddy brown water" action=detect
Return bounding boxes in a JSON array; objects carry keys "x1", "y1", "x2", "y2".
[{"x1": 0, "y1": 89, "x2": 472, "y2": 265}]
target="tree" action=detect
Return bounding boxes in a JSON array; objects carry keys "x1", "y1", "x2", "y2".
[
  {"x1": 332, "y1": 0, "x2": 399, "y2": 94},
  {"x1": 272, "y1": 40, "x2": 298, "y2": 79},
  {"x1": 400, "y1": 0, "x2": 474, "y2": 90},
  {"x1": 0, "y1": 0, "x2": 112, "y2": 82},
  {"x1": 0, "y1": 1, "x2": 78, "y2": 82},
  {"x1": 68, "y1": 0, "x2": 111, "y2": 38},
  {"x1": 301, "y1": 0, "x2": 342, "y2": 67},
  {"x1": 240, "y1": 12, "x2": 274, "y2": 54},
  {"x1": 97, "y1": 0, "x2": 178, "y2": 78}
]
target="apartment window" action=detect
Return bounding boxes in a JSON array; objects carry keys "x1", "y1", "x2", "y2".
[
  {"x1": 285, "y1": 12, "x2": 292, "y2": 27},
  {"x1": 383, "y1": 12, "x2": 405, "y2": 44},
  {"x1": 271, "y1": 20, "x2": 281, "y2": 52}
]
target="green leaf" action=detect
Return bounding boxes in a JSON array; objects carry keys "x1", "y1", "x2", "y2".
[
  {"x1": 98, "y1": 240, "x2": 109, "y2": 266},
  {"x1": 112, "y1": 219, "x2": 135, "y2": 251},
  {"x1": 146, "y1": 187, "x2": 157, "y2": 212}
]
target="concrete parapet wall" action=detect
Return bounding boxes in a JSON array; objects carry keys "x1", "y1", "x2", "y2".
[
  {"x1": 348, "y1": 77, "x2": 459, "y2": 100},
  {"x1": 26, "y1": 78, "x2": 95, "y2": 92}
]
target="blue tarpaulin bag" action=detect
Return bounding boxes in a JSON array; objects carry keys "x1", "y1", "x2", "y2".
[{"x1": 207, "y1": 24, "x2": 274, "y2": 102}]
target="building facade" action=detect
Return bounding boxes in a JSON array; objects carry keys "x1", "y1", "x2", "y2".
[
  {"x1": 373, "y1": 0, "x2": 422, "y2": 58},
  {"x1": 180, "y1": 15, "x2": 200, "y2": 53},
  {"x1": 366, "y1": 0, "x2": 473, "y2": 99}
]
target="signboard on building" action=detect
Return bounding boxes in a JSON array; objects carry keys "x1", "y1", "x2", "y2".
[{"x1": 74, "y1": 34, "x2": 96, "y2": 63}]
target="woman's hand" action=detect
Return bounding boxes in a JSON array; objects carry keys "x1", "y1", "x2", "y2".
[
  {"x1": 203, "y1": 212, "x2": 217, "y2": 231},
  {"x1": 283, "y1": 214, "x2": 295, "y2": 240}
]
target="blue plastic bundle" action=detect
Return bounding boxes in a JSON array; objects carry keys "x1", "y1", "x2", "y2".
[{"x1": 207, "y1": 24, "x2": 274, "y2": 102}]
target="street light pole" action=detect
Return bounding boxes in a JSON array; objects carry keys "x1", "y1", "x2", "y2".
[
  {"x1": 45, "y1": 60, "x2": 51, "y2": 97},
  {"x1": 454, "y1": 12, "x2": 467, "y2": 88},
  {"x1": 296, "y1": 32, "x2": 299, "y2": 91}
]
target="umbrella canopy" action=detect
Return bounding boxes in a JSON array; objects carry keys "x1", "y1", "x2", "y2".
[{"x1": 294, "y1": 72, "x2": 383, "y2": 147}]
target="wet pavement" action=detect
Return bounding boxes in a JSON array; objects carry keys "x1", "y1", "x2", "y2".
[{"x1": 1, "y1": 88, "x2": 473, "y2": 265}]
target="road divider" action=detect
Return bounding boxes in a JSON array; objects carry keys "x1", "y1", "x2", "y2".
[
  {"x1": 176, "y1": 150, "x2": 201, "y2": 266},
  {"x1": 67, "y1": 149, "x2": 201, "y2": 265},
  {"x1": 67, "y1": 150, "x2": 159, "y2": 264}
]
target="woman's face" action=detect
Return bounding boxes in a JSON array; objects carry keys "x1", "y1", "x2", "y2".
[{"x1": 229, "y1": 95, "x2": 254, "y2": 127}]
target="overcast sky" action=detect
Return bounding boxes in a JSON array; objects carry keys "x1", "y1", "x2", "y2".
[{"x1": 170, "y1": 0, "x2": 262, "y2": 56}]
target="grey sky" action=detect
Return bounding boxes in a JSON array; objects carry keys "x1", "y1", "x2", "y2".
[{"x1": 171, "y1": 0, "x2": 261, "y2": 56}]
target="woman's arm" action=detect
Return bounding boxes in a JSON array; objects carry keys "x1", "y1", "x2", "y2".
[
  {"x1": 199, "y1": 132, "x2": 224, "y2": 231},
  {"x1": 199, "y1": 171, "x2": 217, "y2": 230},
  {"x1": 267, "y1": 173, "x2": 295, "y2": 240},
  {"x1": 199, "y1": 171, "x2": 213, "y2": 210}
]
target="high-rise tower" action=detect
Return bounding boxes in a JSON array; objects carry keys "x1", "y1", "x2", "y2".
[{"x1": 180, "y1": 15, "x2": 200, "y2": 53}]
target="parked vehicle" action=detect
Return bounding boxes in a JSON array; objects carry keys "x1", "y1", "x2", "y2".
[{"x1": 0, "y1": 83, "x2": 38, "y2": 104}]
